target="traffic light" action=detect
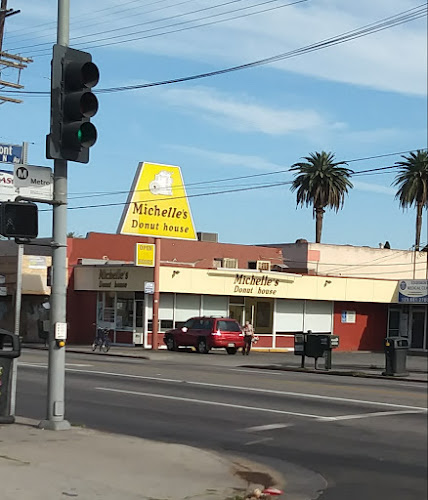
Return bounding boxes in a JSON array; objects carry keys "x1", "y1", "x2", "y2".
[
  {"x1": 0, "y1": 202, "x2": 38, "y2": 239},
  {"x1": 47, "y1": 44, "x2": 99, "y2": 164}
]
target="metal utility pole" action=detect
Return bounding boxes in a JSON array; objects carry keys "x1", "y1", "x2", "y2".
[
  {"x1": 39, "y1": 0, "x2": 70, "y2": 431},
  {"x1": 0, "y1": 0, "x2": 7, "y2": 53},
  {"x1": 152, "y1": 238, "x2": 161, "y2": 350},
  {"x1": 0, "y1": 0, "x2": 21, "y2": 53},
  {"x1": 9, "y1": 243, "x2": 23, "y2": 416}
]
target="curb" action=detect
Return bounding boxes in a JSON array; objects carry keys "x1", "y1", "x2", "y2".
[
  {"x1": 66, "y1": 348, "x2": 150, "y2": 360},
  {"x1": 23, "y1": 345, "x2": 151, "y2": 360},
  {"x1": 241, "y1": 365, "x2": 428, "y2": 383}
]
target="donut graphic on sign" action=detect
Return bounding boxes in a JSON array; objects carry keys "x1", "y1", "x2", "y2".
[{"x1": 149, "y1": 170, "x2": 173, "y2": 196}]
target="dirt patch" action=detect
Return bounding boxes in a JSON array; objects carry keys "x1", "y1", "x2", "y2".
[{"x1": 234, "y1": 470, "x2": 275, "y2": 488}]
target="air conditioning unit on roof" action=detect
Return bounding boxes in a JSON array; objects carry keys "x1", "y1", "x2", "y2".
[
  {"x1": 257, "y1": 260, "x2": 271, "y2": 271},
  {"x1": 223, "y1": 258, "x2": 238, "y2": 269}
]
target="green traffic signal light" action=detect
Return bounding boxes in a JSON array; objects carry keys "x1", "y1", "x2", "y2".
[
  {"x1": 47, "y1": 45, "x2": 100, "y2": 164},
  {"x1": 77, "y1": 122, "x2": 97, "y2": 148}
]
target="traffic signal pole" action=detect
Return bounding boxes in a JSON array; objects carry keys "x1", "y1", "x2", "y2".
[{"x1": 39, "y1": 0, "x2": 71, "y2": 431}]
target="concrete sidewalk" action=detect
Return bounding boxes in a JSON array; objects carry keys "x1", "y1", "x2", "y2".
[
  {"x1": 0, "y1": 418, "x2": 280, "y2": 500},
  {"x1": 247, "y1": 351, "x2": 428, "y2": 382}
]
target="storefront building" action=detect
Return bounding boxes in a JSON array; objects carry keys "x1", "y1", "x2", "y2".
[
  {"x1": 1, "y1": 233, "x2": 426, "y2": 352},
  {"x1": 387, "y1": 280, "x2": 428, "y2": 350},
  {"x1": 73, "y1": 262, "x2": 398, "y2": 351}
]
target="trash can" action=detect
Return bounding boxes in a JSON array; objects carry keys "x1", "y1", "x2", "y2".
[
  {"x1": 383, "y1": 337, "x2": 409, "y2": 377},
  {"x1": 0, "y1": 329, "x2": 21, "y2": 424}
]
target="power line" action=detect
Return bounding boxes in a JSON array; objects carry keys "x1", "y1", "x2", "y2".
[
  {"x1": 65, "y1": 148, "x2": 426, "y2": 201},
  {"x1": 40, "y1": 179, "x2": 293, "y2": 212},
  {"x1": 7, "y1": 0, "x2": 252, "y2": 51},
  {"x1": 94, "y1": 3, "x2": 428, "y2": 93},
  {"x1": 4, "y1": 0, "x2": 193, "y2": 41},
  {"x1": 4, "y1": 3, "x2": 426, "y2": 97},
  {"x1": 36, "y1": 149, "x2": 425, "y2": 214},
  {"x1": 22, "y1": 0, "x2": 308, "y2": 56}
]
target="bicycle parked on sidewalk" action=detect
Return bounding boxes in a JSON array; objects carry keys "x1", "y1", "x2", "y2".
[{"x1": 91, "y1": 327, "x2": 111, "y2": 353}]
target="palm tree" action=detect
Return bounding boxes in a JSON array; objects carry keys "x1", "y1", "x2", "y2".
[
  {"x1": 393, "y1": 150, "x2": 428, "y2": 250},
  {"x1": 290, "y1": 151, "x2": 353, "y2": 243}
]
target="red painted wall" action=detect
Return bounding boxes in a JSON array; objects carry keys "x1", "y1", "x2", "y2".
[
  {"x1": 333, "y1": 302, "x2": 388, "y2": 351},
  {"x1": 275, "y1": 335, "x2": 295, "y2": 348},
  {"x1": 67, "y1": 290, "x2": 97, "y2": 344}
]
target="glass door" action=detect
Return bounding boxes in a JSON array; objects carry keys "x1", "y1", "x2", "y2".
[
  {"x1": 410, "y1": 306, "x2": 427, "y2": 350},
  {"x1": 245, "y1": 298, "x2": 273, "y2": 334},
  {"x1": 133, "y1": 299, "x2": 144, "y2": 345}
]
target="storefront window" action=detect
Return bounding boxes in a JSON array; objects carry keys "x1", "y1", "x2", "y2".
[
  {"x1": 103, "y1": 292, "x2": 115, "y2": 323},
  {"x1": 116, "y1": 292, "x2": 134, "y2": 330},
  {"x1": 256, "y1": 301, "x2": 271, "y2": 328},
  {"x1": 388, "y1": 309, "x2": 400, "y2": 337},
  {"x1": 135, "y1": 300, "x2": 144, "y2": 328}
]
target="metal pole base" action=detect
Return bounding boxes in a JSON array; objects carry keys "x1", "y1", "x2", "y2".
[
  {"x1": 38, "y1": 419, "x2": 71, "y2": 431},
  {"x1": 0, "y1": 416, "x2": 15, "y2": 424}
]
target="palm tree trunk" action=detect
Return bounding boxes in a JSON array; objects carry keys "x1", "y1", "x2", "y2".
[
  {"x1": 415, "y1": 201, "x2": 423, "y2": 250},
  {"x1": 315, "y1": 207, "x2": 325, "y2": 243}
]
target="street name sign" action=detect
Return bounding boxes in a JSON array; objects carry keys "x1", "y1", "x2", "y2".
[
  {"x1": 118, "y1": 162, "x2": 196, "y2": 240},
  {"x1": 0, "y1": 143, "x2": 23, "y2": 164}
]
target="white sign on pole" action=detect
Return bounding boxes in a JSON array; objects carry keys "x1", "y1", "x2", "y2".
[
  {"x1": 55, "y1": 322, "x2": 68, "y2": 340},
  {"x1": 144, "y1": 281, "x2": 155, "y2": 295},
  {"x1": 0, "y1": 286, "x2": 7, "y2": 296},
  {"x1": 13, "y1": 164, "x2": 54, "y2": 201}
]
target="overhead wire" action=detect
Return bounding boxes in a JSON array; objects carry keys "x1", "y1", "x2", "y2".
[
  {"x1": 65, "y1": 148, "x2": 426, "y2": 201},
  {"x1": 21, "y1": 0, "x2": 309, "y2": 56},
  {"x1": 63, "y1": 149, "x2": 421, "y2": 200},
  {"x1": 35, "y1": 149, "x2": 425, "y2": 215},
  {"x1": 4, "y1": 3, "x2": 426, "y2": 97},
  {"x1": 4, "y1": 0, "x2": 195, "y2": 41},
  {"x1": 37, "y1": 2, "x2": 428, "y2": 58},
  {"x1": 7, "y1": 0, "x2": 250, "y2": 51}
]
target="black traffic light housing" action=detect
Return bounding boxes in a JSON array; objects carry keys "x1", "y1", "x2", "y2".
[
  {"x1": 46, "y1": 44, "x2": 99, "y2": 164},
  {"x1": 0, "y1": 202, "x2": 38, "y2": 240}
]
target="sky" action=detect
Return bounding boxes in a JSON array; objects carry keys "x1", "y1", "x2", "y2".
[{"x1": 0, "y1": 0, "x2": 427, "y2": 250}]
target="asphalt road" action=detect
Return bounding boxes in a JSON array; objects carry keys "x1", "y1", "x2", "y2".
[{"x1": 17, "y1": 349, "x2": 428, "y2": 500}]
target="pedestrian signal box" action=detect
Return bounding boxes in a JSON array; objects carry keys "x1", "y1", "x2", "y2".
[{"x1": 0, "y1": 202, "x2": 38, "y2": 239}]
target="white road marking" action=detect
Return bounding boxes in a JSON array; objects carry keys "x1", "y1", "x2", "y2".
[
  {"x1": 94, "y1": 387, "x2": 332, "y2": 420},
  {"x1": 66, "y1": 363, "x2": 93, "y2": 367},
  {"x1": 232, "y1": 369, "x2": 285, "y2": 375},
  {"x1": 243, "y1": 423, "x2": 294, "y2": 432},
  {"x1": 19, "y1": 363, "x2": 428, "y2": 412},
  {"x1": 19, "y1": 362, "x2": 92, "y2": 368},
  {"x1": 321, "y1": 410, "x2": 426, "y2": 422},
  {"x1": 244, "y1": 437, "x2": 274, "y2": 446}
]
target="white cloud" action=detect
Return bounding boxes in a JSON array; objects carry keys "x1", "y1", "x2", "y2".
[
  {"x1": 169, "y1": 144, "x2": 291, "y2": 171},
  {"x1": 352, "y1": 180, "x2": 395, "y2": 195},
  {"x1": 159, "y1": 86, "x2": 338, "y2": 135}
]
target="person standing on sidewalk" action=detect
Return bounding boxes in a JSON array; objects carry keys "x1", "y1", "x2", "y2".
[{"x1": 242, "y1": 320, "x2": 254, "y2": 355}]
